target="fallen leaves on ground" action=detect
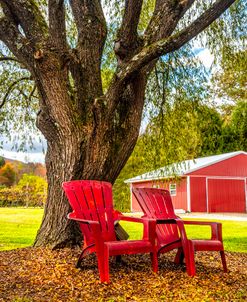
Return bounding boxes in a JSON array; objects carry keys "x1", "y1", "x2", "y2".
[{"x1": 0, "y1": 247, "x2": 246, "y2": 302}]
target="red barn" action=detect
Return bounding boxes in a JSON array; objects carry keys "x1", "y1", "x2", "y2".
[{"x1": 125, "y1": 151, "x2": 247, "y2": 213}]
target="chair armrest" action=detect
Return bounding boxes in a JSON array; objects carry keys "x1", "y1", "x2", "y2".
[
  {"x1": 118, "y1": 215, "x2": 156, "y2": 243},
  {"x1": 182, "y1": 220, "x2": 222, "y2": 240},
  {"x1": 67, "y1": 212, "x2": 105, "y2": 253},
  {"x1": 142, "y1": 218, "x2": 156, "y2": 244},
  {"x1": 67, "y1": 212, "x2": 99, "y2": 225},
  {"x1": 112, "y1": 210, "x2": 122, "y2": 221},
  {"x1": 117, "y1": 214, "x2": 146, "y2": 223}
]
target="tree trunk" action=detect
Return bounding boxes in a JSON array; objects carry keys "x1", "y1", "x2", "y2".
[
  {"x1": 34, "y1": 69, "x2": 146, "y2": 248},
  {"x1": 34, "y1": 141, "x2": 82, "y2": 247}
]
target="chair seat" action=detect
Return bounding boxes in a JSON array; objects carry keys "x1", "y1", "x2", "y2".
[
  {"x1": 105, "y1": 240, "x2": 153, "y2": 255},
  {"x1": 192, "y1": 239, "x2": 223, "y2": 251}
]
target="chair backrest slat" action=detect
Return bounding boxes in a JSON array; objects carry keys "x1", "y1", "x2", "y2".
[
  {"x1": 63, "y1": 180, "x2": 116, "y2": 244},
  {"x1": 133, "y1": 188, "x2": 180, "y2": 246}
]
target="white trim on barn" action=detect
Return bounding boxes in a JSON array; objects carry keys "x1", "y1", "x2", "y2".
[
  {"x1": 187, "y1": 176, "x2": 191, "y2": 212},
  {"x1": 245, "y1": 178, "x2": 247, "y2": 213},
  {"x1": 130, "y1": 183, "x2": 133, "y2": 212},
  {"x1": 206, "y1": 177, "x2": 209, "y2": 213}
]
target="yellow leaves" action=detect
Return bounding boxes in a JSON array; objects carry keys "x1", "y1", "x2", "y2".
[{"x1": 0, "y1": 248, "x2": 247, "y2": 302}]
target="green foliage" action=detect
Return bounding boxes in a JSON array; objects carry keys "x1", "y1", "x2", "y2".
[
  {"x1": 213, "y1": 49, "x2": 247, "y2": 102},
  {"x1": 0, "y1": 156, "x2": 5, "y2": 168},
  {"x1": 113, "y1": 98, "x2": 200, "y2": 211},
  {"x1": 230, "y1": 101, "x2": 247, "y2": 149},
  {"x1": 196, "y1": 105, "x2": 223, "y2": 156},
  {"x1": 0, "y1": 173, "x2": 47, "y2": 207},
  {"x1": 201, "y1": 0, "x2": 246, "y2": 64},
  {"x1": 221, "y1": 101, "x2": 247, "y2": 152},
  {"x1": 138, "y1": 0, "x2": 155, "y2": 32},
  {"x1": 0, "y1": 0, "x2": 245, "y2": 154},
  {"x1": 18, "y1": 173, "x2": 47, "y2": 191},
  {"x1": 0, "y1": 43, "x2": 41, "y2": 150}
]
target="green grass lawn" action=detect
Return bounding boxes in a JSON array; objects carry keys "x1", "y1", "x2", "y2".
[
  {"x1": 0, "y1": 207, "x2": 246, "y2": 252},
  {"x1": 0, "y1": 208, "x2": 43, "y2": 251}
]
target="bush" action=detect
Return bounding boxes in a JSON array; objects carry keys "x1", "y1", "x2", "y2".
[{"x1": 0, "y1": 174, "x2": 47, "y2": 207}]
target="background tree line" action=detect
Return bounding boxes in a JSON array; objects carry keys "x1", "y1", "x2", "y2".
[{"x1": 0, "y1": 158, "x2": 47, "y2": 207}]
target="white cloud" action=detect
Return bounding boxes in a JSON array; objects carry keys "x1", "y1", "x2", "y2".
[
  {"x1": 0, "y1": 149, "x2": 45, "y2": 163},
  {"x1": 0, "y1": 133, "x2": 46, "y2": 163},
  {"x1": 196, "y1": 48, "x2": 214, "y2": 69}
]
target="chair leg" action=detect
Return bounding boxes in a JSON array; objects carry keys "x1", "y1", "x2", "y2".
[
  {"x1": 76, "y1": 244, "x2": 95, "y2": 268},
  {"x1": 220, "y1": 251, "x2": 227, "y2": 273},
  {"x1": 150, "y1": 251, "x2": 158, "y2": 273},
  {"x1": 184, "y1": 241, "x2": 196, "y2": 277},
  {"x1": 103, "y1": 247, "x2": 110, "y2": 283},
  {"x1": 76, "y1": 252, "x2": 84, "y2": 268},
  {"x1": 174, "y1": 248, "x2": 184, "y2": 264},
  {"x1": 76, "y1": 249, "x2": 88, "y2": 268},
  {"x1": 96, "y1": 249, "x2": 108, "y2": 283}
]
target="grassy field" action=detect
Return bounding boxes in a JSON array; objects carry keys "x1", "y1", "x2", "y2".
[
  {"x1": 0, "y1": 208, "x2": 43, "y2": 251},
  {"x1": 0, "y1": 207, "x2": 246, "y2": 252}
]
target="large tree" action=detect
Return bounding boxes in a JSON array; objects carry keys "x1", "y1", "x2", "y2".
[{"x1": 0, "y1": 0, "x2": 237, "y2": 248}]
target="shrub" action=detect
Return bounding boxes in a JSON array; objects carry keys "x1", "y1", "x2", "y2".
[{"x1": 0, "y1": 174, "x2": 47, "y2": 207}]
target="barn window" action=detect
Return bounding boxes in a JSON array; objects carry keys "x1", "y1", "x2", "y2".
[{"x1": 169, "y1": 184, "x2": 177, "y2": 196}]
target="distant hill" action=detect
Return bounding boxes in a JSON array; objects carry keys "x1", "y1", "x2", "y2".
[{"x1": 2, "y1": 157, "x2": 46, "y2": 179}]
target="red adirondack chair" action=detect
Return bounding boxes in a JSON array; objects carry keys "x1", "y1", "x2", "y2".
[
  {"x1": 62, "y1": 180, "x2": 158, "y2": 283},
  {"x1": 132, "y1": 187, "x2": 227, "y2": 276}
]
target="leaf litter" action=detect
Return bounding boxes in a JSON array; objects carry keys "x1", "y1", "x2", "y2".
[{"x1": 0, "y1": 248, "x2": 246, "y2": 302}]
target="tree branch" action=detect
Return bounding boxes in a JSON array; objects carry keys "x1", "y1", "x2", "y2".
[
  {"x1": 69, "y1": 0, "x2": 107, "y2": 109},
  {"x1": 0, "y1": 13, "x2": 34, "y2": 69},
  {"x1": 116, "y1": 0, "x2": 236, "y2": 84},
  {"x1": 28, "y1": 84, "x2": 37, "y2": 102},
  {"x1": 69, "y1": 0, "x2": 106, "y2": 55},
  {"x1": 0, "y1": 56, "x2": 20, "y2": 63},
  {"x1": 48, "y1": 0, "x2": 67, "y2": 49},
  {"x1": 142, "y1": 0, "x2": 196, "y2": 74},
  {"x1": 145, "y1": 0, "x2": 196, "y2": 43},
  {"x1": 1, "y1": 0, "x2": 48, "y2": 46},
  {"x1": 0, "y1": 76, "x2": 31, "y2": 109},
  {"x1": 115, "y1": 0, "x2": 143, "y2": 61}
]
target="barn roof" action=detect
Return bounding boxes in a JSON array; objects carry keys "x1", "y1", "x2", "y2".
[{"x1": 124, "y1": 151, "x2": 247, "y2": 183}]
